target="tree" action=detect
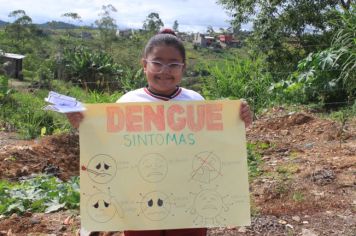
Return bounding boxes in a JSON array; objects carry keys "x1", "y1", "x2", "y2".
[
  {"x1": 61, "y1": 12, "x2": 82, "y2": 25},
  {"x1": 5, "y1": 10, "x2": 34, "y2": 49},
  {"x1": 218, "y1": 0, "x2": 352, "y2": 78},
  {"x1": 276, "y1": 4, "x2": 356, "y2": 104},
  {"x1": 95, "y1": 4, "x2": 118, "y2": 51},
  {"x1": 61, "y1": 12, "x2": 82, "y2": 38},
  {"x1": 142, "y1": 12, "x2": 164, "y2": 33},
  {"x1": 206, "y1": 25, "x2": 215, "y2": 35},
  {"x1": 173, "y1": 20, "x2": 179, "y2": 32}
]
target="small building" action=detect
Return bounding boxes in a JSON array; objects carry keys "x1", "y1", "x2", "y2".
[
  {"x1": 219, "y1": 34, "x2": 233, "y2": 43},
  {"x1": 0, "y1": 52, "x2": 26, "y2": 80},
  {"x1": 176, "y1": 32, "x2": 193, "y2": 42},
  {"x1": 193, "y1": 33, "x2": 215, "y2": 47},
  {"x1": 218, "y1": 34, "x2": 241, "y2": 48},
  {"x1": 205, "y1": 36, "x2": 215, "y2": 46},
  {"x1": 116, "y1": 29, "x2": 133, "y2": 37}
]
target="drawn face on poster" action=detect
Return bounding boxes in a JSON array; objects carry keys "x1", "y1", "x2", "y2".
[
  {"x1": 191, "y1": 151, "x2": 222, "y2": 184},
  {"x1": 86, "y1": 154, "x2": 117, "y2": 184},
  {"x1": 139, "y1": 191, "x2": 172, "y2": 221},
  {"x1": 87, "y1": 192, "x2": 117, "y2": 223},
  {"x1": 138, "y1": 153, "x2": 168, "y2": 183},
  {"x1": 194, "y1": 189, "x2": 223, "y2": 218}
]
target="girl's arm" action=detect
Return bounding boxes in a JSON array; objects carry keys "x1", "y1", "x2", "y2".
[
  {"x1": 240, "y1": 101, "x2": 253, "y2": 128},
  {"x1": 66, "y1": 112, "x2": 84, "y2": 129}
]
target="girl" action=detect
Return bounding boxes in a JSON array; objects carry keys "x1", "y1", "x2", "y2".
[{"x1": 68, "y1": 29, "x2": 252, "y2": 236}]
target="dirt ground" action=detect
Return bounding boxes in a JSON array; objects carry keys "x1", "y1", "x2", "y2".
[{"x1": 0, "y1": 108, "x2": 355, "y2": 236}]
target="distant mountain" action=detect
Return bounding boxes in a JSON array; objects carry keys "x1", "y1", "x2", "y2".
[
  {"x1": 0, "y1": 20, "x2": 94, "y2": 30},
  {"x1": 0, "y1": 20, "x2": 9, "y2": 27},
  {"x1": 37, "y1": 21, "x2": 78, "y2": 29}
]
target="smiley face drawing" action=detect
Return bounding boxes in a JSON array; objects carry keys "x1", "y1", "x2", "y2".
[
  {"x1": 84, "y1": 154, "x2": 117, "y2": 184},
  {"x1": 138, "y1": 191, "x2": 172, "y2": 221},
  {"x1": 138, "y1": 153, "x2": 168, "y2": 183},
  {"x1": 87, "y1": 192, "x2": 117, "y2": 223}
]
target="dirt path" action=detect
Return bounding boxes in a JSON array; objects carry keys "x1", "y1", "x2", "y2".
[{"x1": 0, "y1": 109, "x2": 355, "y2": 235}]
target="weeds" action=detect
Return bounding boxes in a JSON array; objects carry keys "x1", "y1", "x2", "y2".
[
  {"x1": 292, "y1": 192, "x2": 305, "y2": 202},
  {"x1": 0, "y1": 90, "x2": 71, "y2": 139},
  {"x1": 0, "y1": 75, "x2": 10, "y2": 99},
  {"x1": 202, "y1": 57, "x2": 275, "y2": 114},
  {"x1": 328, "y1": 104, "x2": 356, "y2": 148},
  {"x1": 276, "y1": 164, "x2": 299, "y2": 178},
  {"x1": 247, "y1": 143, "x2": 263, "y2": 178}
]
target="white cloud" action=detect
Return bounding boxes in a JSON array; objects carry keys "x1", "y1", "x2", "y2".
[{"x1": 0, "y1": 0, "x2": 233, "y2": 32}]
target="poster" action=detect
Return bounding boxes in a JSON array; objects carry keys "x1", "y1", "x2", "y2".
[{"x1": 80, "y1": 100, "x2": 250, "y2": 231}]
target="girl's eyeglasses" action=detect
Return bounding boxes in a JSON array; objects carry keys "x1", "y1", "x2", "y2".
[{"x1": 144, "y1": 60, "x2": 184, "y2": 74}]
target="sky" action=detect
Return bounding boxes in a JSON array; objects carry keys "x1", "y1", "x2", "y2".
[{"x1": 0, "y1": 0, "x2": 240, "y2": 33}]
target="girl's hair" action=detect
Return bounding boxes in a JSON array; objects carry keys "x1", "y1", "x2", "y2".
[{"x1": 143, "y1": 28, "x2": 186, "y2": 63}]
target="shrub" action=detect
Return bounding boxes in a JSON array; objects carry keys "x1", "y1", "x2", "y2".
[
  {"x1": 202, "y1": 57, "x2": 274, "y2": 113},
  {"x1": 61, "y1": 46, "x2": 123, "y2": 92}
]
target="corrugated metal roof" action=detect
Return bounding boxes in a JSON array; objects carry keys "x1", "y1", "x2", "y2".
[{"x1": 1, "y1": 53, "x2": 26, "y2": 60}]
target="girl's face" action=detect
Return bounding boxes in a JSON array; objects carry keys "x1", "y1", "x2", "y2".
[{"x1": 143, "y1": 45, "x2": 185, "y2": 96}]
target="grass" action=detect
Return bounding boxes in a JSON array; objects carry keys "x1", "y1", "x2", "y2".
[
  {"x1": 292, "y1": 192, "x2": 305, "y2": 202},
  {"x1": 0, "y1": 90, "x2": 71, "y2": 139},
  {"x1": 0, "y1": 79, "x2": 128, "y2": 139},
  {"x1": 276, "y1": 164, "x2": 300, "y2": 177},
  {"x1": 247, "y1": 143, "x2": 263, "y2": 178}
]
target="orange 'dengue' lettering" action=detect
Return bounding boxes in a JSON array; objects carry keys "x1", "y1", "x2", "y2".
[{"x1": 106, "y1": 103, "x2": 223, "y2": 133}]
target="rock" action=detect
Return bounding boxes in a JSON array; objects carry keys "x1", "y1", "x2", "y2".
[
  {"x1": 30, "y1": 218, "x2": 40, "y2": 224},
  {"x1": 278, "y1": 219, "x2": 287, "y2": 224},
  {"x1": 6, "y1": 229, "x2": 14, "y2": 236},
  {"x1": 281, "y1": 130, "x2": 290, "y2": 136},
  {"x1": 292, "y1": 216, "x2": 301, "y2": 222},
  {"x1": 23, "y1": 211, "x2": 33, "y2": 217},
  {"x1": 301, "y1": 228, "x2": 318, "y2": 236},
  {"x1": 63, "y1": 215, "x2": 74, "y2": 225},
  {"x1": 10, "y1": 213, "x2": 18, "y2": 219},
  {"x1": 292, "y1": 113, "x2": 314, "y2": 125},
  {"x1": 238, "y1": 226, "x2": 247, "y2": 233},
  {"x1": 311, "y1": 169, "x2": 335, "y2": 185},
  {"x1": 15, "y1": 167, "x2": 26, "y2": 177},
  {"x1": 286, "y1": 224, "x2": 294, "y2": 229},
  {"x1": 311, "y1": 190, "x2": 324, "y2": 196},
  {"x1": 269, "y1": 160, "x2": 278, "y2": 166},
  {"x1": 305, "y1": 143, "x2": 314, "y2": 149},
  {"x1": 42, "y1": 164, "x2": 60, "y2": 176}
]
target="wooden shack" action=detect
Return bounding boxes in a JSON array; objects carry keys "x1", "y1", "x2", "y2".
[{"x1": 0, "y1": 52, "x2": 26, "y2": 80}]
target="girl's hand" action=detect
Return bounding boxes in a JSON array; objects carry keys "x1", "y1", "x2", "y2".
[
  {"x1": 240, "y1": 101, "x2": 253, "y2": 128},
  {"x1": 66, "y1": 112, "x2": 84, "y2": 129}
]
